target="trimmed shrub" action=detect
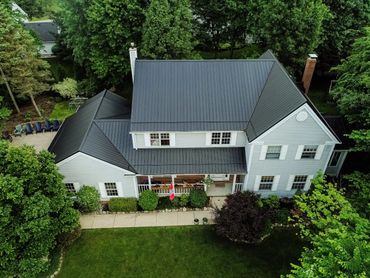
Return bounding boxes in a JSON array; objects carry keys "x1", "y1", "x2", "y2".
[
  {"x1": 179, "y1": 194, "x2": 189, "y2": 207},
  {"x1": 58, "y1": 227, "x2": 82, "y2": 247},
  {"x1": 108, "y1": 198, "x2": 137, "y2": 212},
  {"x1": 215, "y1": 191, "x2": 274, "y2": 243},
  {"x1": 189, "y1": 189, "x2": 208, "y2": 208},
  {"x1": 138, "y1": 190, "x2": 159, "y2": 211},
  {"x1": 157, "y1": 196, "x2": 180, "y2": 210},
  {"x1": 76, "y1": 186, "x2": 100, "y2": 213},
  {"x1": 262, "y1": 195, "x2": 280, "y2": 209}
]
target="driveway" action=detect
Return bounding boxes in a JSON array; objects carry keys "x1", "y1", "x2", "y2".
[{"x1": 11, "y1": 132, "x2": 56, "y2": 151}]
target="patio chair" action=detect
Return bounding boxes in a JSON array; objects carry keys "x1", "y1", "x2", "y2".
[
  {"x1": 14, "y1": 124, "x2": 23, "y2": 137},
  {"x1": 34, "y1": 122, "x2": 44, "y2": 133},
  {"x1": 24, "y1": 123, "x2": 34, "y2": 135},
  {"x1": 52, "y1": 120, "x2": 60, "y2": 131},
  {"x1": 44, "y1": 120, "x2": 53, "y2": 132}
]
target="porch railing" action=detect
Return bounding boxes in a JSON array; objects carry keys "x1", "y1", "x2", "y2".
[
  {"x1": 137, "y1": 184, "x2": 201, "y2": 196},
  {"x1": 234, "y1": 183, "x2": 243, "y2": 193}
]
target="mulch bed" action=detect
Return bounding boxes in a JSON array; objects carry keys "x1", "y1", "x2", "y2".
[{"x1": 4, "y1": 95, "x2": 56, "y2": 133}]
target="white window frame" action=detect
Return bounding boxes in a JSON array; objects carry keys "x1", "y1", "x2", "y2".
[
  {"x1": 260, "y1": 145, "x2": 288, "y2": 160},
  {"x1": 287, "y1": 175, "x2": 313, "y2": 191},
  {"x1": 211, "y1": 132, "x2": 232, "y2": 145},
  {"x1": 104, "y1": 182, "x2": 119, "y2": 197},
  {"x1": 295, "y1": 145, "x2": 324, "y2": 160},
  {"x1": 291, "y1": 175, "x2": 307, "y2": 190},
  {"x1": 258, "y1": 176, "x2": 274, "y2": 190},
  {"x1": 65, "y1": 182, "x2": 77, "y2": 193},
  {"x1": 150, "y1": 133, "x2": 170, "y2": 146}
]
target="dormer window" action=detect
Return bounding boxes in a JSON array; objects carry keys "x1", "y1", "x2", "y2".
[
  {"x1": 150, "y1": 133, "x2": 170, "y2": 146},
  {"x1": 211, "y1": 132, "x2": 231, "y2": 145}
]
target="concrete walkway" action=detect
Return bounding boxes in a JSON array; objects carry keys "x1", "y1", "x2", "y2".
[{"x1": 80, "y1": 210, "x2": 215, "y2": 229}]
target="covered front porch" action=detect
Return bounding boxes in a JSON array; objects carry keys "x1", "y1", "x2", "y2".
[{"x1": 137, "y1": 174, "x2": 245, "y2": 197}]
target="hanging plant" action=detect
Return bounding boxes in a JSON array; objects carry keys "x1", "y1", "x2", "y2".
[{"x1": 202, "y1": 176, "x2": 215, "y2": 189}]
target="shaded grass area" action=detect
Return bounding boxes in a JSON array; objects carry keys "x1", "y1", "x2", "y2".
[
  {"x1": 58, "y1": 226, "x2": 304, "y2": 278},
  {"x1": 49, "y1": 101, "x2": 75, "y2": 120}
]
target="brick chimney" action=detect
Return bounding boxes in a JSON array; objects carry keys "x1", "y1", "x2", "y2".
[
  {"x1": 129, "y1": 42, "x2": 137, "y2": 83},
  {"x1": 302, "y1": 54, "x2": 318, "y2": 95}
]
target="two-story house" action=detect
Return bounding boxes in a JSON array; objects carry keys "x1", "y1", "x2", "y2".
[{"x1": 48, "y1": 49, "x2": 346, "y2": 200}]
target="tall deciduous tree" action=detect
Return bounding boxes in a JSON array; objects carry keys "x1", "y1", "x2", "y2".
[
  {"x1": 0, "y1": 3, "x2": 52, "y2": 116},
  {"x1": 330, "y1": 28, "x2": 370, "y2": 151},
  {"x1": 318, "y1": 0, "x2": 370, "y2": 71},
  {"x1": 252, "y1": 0, "x2": 328, "y2": 75},
  {"x1": 141, "y1": 0, "x2": 194, "y2": 59},
  {"x1": 286, "y1": 174, "x2": 370, "y2": 277},
  {"x1": 60, "y1": 0, "x2": 145, "y2": 86},
  {"x1": 0, "y1": 142, "x2": 79, "y2": 277}
]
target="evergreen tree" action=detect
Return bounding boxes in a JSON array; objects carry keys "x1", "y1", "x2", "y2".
[
  {"x1": 0, "y1": 3, "x2": 52, "y2": 116},
  {"x1": 141, "y1": 0, "x2": 194, "y2": 59}
]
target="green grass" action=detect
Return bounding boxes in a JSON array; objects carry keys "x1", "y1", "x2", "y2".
[
  {"x1": 49, "y1": 101, "x2": 75, "y2": 120},
  {"x1": 58, "y1": 226, "x2": 304, "y2": 278}
]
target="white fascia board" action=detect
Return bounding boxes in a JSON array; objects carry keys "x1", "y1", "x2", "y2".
[
  {"x1": 250, "y1": 104, "x2": 340, "y2": 144},
  {"x1": 57, "y1": 152, "x2": 135, "y2": 174}
]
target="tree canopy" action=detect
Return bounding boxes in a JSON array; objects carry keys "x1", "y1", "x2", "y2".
[
  {"x1": 60, "y1": 0, "x2": 145, "y2": 86},
  {"x1": 251, "y1": 0, "x2": 328, "y2": 75},
  {"x1": 318, "y1": 0, "x2": 370, "y2": 70},
  {"x1": 0, "y1": 3, "x2": 52, "y2": 116},
  {"x1": 141, "y1": 0, "x2": 194, "y2": 59},
  {"x1": 286, "y1": 174, "x2": 370, "y2": 277},
  {"x1": 0, "y1": 141, "x2": 79, "y2": 277}
]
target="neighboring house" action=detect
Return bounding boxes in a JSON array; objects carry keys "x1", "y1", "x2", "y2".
[
  {"x1": 49, "y1": 49, "x2": 345, "y2": 200},
  {"x1": 12, "y1": 2, "x2": 28, "y2": 22},
  {"x1": 24, "y1": 20, "x2": 59, "y2": 57}
]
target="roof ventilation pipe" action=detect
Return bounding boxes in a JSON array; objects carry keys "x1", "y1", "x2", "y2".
[{"x1": 129, "y1": 42, "x2": 137, "y2": 83}]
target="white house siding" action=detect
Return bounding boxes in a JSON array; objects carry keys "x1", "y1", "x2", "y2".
[
  {"x1": 40, "y1": 42, "x2": 55, "y2": 57},
  {"x1": 58, "y1": 152, "x2": 137, "y2": 200},
  {"x1": 132, "y1": 131, "x2": 247, "y2": 149},
  {"x1": 245, "y1": 105, "x2": 337, "y2": 197}
]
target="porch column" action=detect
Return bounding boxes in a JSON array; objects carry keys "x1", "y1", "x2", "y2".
[
  {"x1": 204, "y1": 174, "x2": 208, "y2": 191},
  {"x1": 148, "y1": 175, "x2": 152, "y2": 190},
  {"x1": 171, "y1": 175, "x2": 175, "y2": 194},
  {"x1": 232, "y1": 174, "x2": 237, "y2": 193}
]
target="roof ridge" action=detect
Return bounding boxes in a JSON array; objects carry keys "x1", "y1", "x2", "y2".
[
  {"x1": 245, "y1": 61, "x2": 276, "y2": 135},
  {"x1": 78, "y1": 90, "x2": 107, "y2": 151},
  {"x1": 136, "y1": 59, "x2": 275, "y2": 63}
]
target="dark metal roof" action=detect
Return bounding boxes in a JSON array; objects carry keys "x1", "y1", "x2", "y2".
[
  {"x1": 24, "y1": 21, "x2": 58, "y2": 42},
  {"x1": 95, "y1": 120, "x2": 247, "y2": 175},
  {"x1": 131, "y1": 52, "x2": 339, "y2": 142},
  {"x1": 322, "y1": 116, "x2": 348, "y2": 149},
  {"x1": 131, "y1": 60, "x2": 274, "y2": 132},
  {"x1": 49, "y1": 90, "x2": 246, "y2": 174},
  {"x1": 48, "y1": 90, "x2": 132, "y2": 167}
]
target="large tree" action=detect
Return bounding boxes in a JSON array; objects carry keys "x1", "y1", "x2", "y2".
[
  {"x1": 0, "y1": 3, "x2": 52, "y2": 116},
  {"x1": 330, "y1": 28, "x2": 370, "y2": 151},
  {"x1": 252, "y1": 0, "x2": 328, "y2": 75},
  {"x1": 0, "y1": 142, "x2": 79, "y2": 277},
  {"x1": 141, "y1": 0, "x2": 194, "y2": 59},
  {"x1": 286, "y1": 174, "x2": 370, "y2": 277},
  {"x1": 191, "y1": 0, "x2": 253, "y2": 56},
  {"x1": 60, "y1": 0, "x2": 145, "y2": 86},
  {"x1": 318, "y1": 0, "x2": 370, "y2": 71}
]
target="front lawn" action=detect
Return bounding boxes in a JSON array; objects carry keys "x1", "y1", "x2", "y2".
[
  {"x1": 58, "y1": 226, "x2": 304, "y2": 278},
  {"x1": 49, "y1": 101, "x2": 75, "y2": 120}
]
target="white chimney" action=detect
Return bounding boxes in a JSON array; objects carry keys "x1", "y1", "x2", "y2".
[{"x1": 129, "y1": 42, "x2": 137, "y2": 83}]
